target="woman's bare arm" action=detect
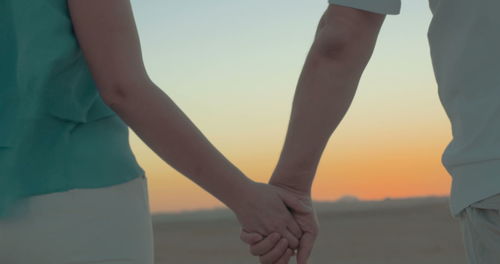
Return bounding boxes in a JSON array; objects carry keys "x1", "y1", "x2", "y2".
[
  {"x1": 67, "y1": 0, "x2": 250, "y2": 209},
  {"x1": 67, "y1": 0, "x2": 303, "y2": 252}
]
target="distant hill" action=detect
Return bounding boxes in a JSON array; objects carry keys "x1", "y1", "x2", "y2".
[{"x1": 152, "y1": 195, "x2": 449, "y2": 223}]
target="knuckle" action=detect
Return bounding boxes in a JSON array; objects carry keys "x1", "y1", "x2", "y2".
[
  {"x1": 258, "y1": 227, "x2": 268, "y2": 234},
  {"x1": 280, "y1": 239, "x2": 289, "y2": 249},
  {"x1": 264, "y1": 238, "x2": 275, "y2": 247}
]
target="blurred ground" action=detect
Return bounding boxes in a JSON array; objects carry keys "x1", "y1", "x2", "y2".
[{"x1": 152, "y1": 197, "x2": 466, "y2": 264}]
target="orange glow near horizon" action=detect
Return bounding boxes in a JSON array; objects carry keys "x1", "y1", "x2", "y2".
[
  {"x1": 127, "y1": 0, "x2": 445, "y2": 214},
  {"x1": 130, "y1": 117, "x2": 453, "y2": 214}
]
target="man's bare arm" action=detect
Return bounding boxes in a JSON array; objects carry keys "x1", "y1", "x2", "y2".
[
  {"x1": 269, "y1": 5, "x2": 387, "y2": 194},
  {"x1": 240, "y1": 5, "x2": 388, "y2": 263}
]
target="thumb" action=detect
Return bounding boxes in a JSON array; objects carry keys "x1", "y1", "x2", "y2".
[
  {"x1": 278, "y1": 190, "x2": 312, "y2": 214},
  {"x1": 239, "y1": 228, "x2": 264, "y2": 245}
]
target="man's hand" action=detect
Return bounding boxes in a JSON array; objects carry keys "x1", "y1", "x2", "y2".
[
  {"x1": 240, "y1": 184, "x2": 319, "y2": 264},
  {"x1": 274, "y1": 184, "x2": 319, "y2": 264}
]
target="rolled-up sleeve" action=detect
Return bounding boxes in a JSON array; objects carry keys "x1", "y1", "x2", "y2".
[{"x1": 328, "y1": 0, "x2": 402, "y2": 15}]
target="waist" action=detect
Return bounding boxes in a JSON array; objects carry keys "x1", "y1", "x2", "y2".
[{"x1": 0, "y1": 115, "x2": 145, "y2": 218}]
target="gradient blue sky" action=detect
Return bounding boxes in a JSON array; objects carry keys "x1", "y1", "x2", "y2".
[{"x1": 127, "y1": 0, "x2": 452, "y2": 213}]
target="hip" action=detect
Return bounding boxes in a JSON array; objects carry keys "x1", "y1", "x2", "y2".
[{"x1": 0, "y1": 175, "x2": 154, "y2": 264}]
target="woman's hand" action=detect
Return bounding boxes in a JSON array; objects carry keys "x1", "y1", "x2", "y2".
[{"x1": 230, "y1": 181, "x2": 305, "y2": 251}]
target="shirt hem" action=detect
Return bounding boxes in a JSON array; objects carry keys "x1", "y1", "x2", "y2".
[
  {"x1": 328, "y1": 0, "x2": 401, "y2": 15},
  {"x1": 449, "y1": 159, "x2": 500, "y2": 218}
]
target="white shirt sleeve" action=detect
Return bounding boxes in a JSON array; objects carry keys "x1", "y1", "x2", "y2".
[{"x1": 328, "y1": 0, "x2": 402, "y2": 15}]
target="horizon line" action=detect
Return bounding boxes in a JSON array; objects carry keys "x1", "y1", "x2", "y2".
[{"x1": 151, "y1": 194, "x2": 450, "y2": 216}]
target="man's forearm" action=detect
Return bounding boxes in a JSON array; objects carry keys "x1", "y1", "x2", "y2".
[
  {"x1": 103, "y1": 81, "x2": 253, "y2": 210},
  {"x1": 270, "y1": 6, "x2": 385, "y2": 194},
  {"x1": 270, "y1": 56, "x2": 363, "y2": 194}
]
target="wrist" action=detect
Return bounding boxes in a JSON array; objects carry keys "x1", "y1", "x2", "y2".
[
  {"x1": 269, "y1": 168, "x2": 314, "y2": 197},
  {"x1": 194, "y1": 160, "x2": 256, "y2": 211},
  {"x1": 219, "y1": 173, "x2": 257, "y2": 212}
]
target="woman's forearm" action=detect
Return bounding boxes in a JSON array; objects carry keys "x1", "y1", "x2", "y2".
[
  {"x1": 102, "y1": 80, "x2": 253, "y2": 210},
  {"x1": 67, "y1": 0, "x2": 256, "y2": 212}
]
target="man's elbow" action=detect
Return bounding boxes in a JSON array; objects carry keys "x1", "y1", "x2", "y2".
[
  {"x1": 308, "y1": 6, "x2": 385, "y2": 64},
  {"x1": 310, "y1": 28, "x2": 354, "y2": 62}
]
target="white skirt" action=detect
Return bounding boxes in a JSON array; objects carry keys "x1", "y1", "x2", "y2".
[{"x1": 0, "y1": 175, "x2": 154, "y2": 264}]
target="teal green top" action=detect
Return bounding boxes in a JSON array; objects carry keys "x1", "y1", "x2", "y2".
[
  {"x1": 330, "y1": 0, "x2": 500, "y2": 217},
  {"x1": 0, "y1": 0, "x2": 145, "y2": 218}
]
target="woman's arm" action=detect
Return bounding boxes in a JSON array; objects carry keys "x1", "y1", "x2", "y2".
[
  {"x1": 67, "y1": 0, "x2": 248, "y2": 213},
  {"x1": 67, "y1": 0, "x2": 303, "y2": 255}
]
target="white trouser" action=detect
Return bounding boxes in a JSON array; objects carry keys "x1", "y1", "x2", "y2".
[
  {"x1": 0, "y1": 175, "x2": 154, "y2": 264},
  {"x1": 458, "y1": 193, "x2": 500, "y2": 264}
]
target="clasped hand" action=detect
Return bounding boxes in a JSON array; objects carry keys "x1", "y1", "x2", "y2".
[{"x1": 232, "y1": 182, "x2": 319, "y2": 264}]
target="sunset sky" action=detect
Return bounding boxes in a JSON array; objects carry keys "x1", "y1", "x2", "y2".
[{"x1": 127, "y1": 0, "x2": 452, "y2": 213}]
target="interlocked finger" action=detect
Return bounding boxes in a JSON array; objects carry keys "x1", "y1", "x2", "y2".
[
  {"x1": 259, "y1": 238, "x2": 289, "y2": 264},
  {"x1": 249, "y1": 232, "x2": 281, "y2": 256}
]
